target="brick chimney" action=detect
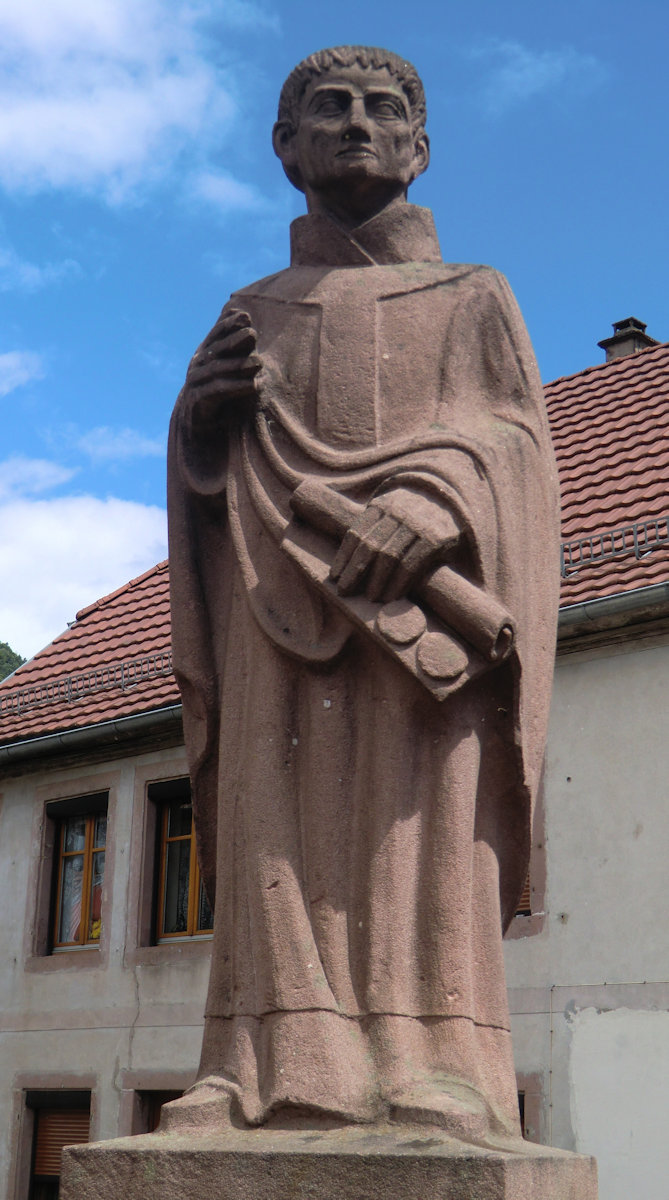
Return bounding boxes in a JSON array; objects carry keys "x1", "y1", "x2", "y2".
[{"x1": 598, "y1": 317, "x2": 659, "y2": 362}]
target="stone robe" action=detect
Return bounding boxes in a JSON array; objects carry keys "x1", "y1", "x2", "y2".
[{"x1": 167, "y1": 204, "x2": 560, "y2": 1137}]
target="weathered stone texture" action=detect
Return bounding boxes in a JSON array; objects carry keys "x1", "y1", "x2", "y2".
[{"x1": 62, "y1": 1126, "x2": 597, "y2": 1200}]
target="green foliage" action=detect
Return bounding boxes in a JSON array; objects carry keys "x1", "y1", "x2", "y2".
[{"x1": 0, "y1": 640, "x2": 25, "y2": 681}]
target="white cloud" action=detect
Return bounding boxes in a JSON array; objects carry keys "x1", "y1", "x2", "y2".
[
  {"x1": 0, "y1": 0, "x2": 276, "y2": 200},
  {"x1": 0, "y1": 244, "x2": 81, "y2": 291},
  {"x1": 189, "y1": 170, "x2": 270, "y2": 214},
  {"x1": 0, "y1": 350, "x2": 45, "y2": 396},
  {"x1": 0, "y1": 455, "x2": 76, "y2": 500},
  {"x1": 0, "y1": 492, "x2": 167, "y2": 658},
  {"x1": 474, "y1": 40, "x2": 606, "y2": 115},
  {"x1": 77, "y1": 426, "x2": 165, "y2": 462}
]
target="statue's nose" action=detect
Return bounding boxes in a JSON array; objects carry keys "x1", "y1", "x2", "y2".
[{"x1": 343, "y1": 99, "x2": 372, "y2": 139}]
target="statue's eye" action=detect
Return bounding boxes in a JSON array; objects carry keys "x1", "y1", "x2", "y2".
[
  {"x1": 313, "y1": 94, "x2": 347, "y2": 116},
  {"x1": 370, "y1": 98, "x2": 404, "y2": 120}
]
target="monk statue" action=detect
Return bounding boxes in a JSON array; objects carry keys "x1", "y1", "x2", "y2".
[{"x1": 166, "y1": 44, "x2": 560, "y2": 1142}]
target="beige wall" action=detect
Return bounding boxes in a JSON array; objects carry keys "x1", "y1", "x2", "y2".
[
  {"x1": 505, "y1": 632, "x2": 669, "y2": 1199},
  {"x1": 0, "y1": 743, "x2": 210, "y2": 1198},
  {"x1": 3, "y1": 633, "x2": 668, "y2": 1198}
]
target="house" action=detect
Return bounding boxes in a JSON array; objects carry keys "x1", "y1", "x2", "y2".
[
  {"x1": 506, "y1": 323, "x2": 669, "y2": 1200},
  {"x1": 1, "y1": 322, "x2": 668, "y2": 1200},
  {"x1": 0, "y1": 562, "x2": 201, "y2": 1200}
]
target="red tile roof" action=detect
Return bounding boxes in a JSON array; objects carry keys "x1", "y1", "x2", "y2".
[
  {"x1": 547, "y1": 342, "x2": 669, "y2": 607},
  {"x1": 0, "y1": 561, "x2": 176, "y2": 747},
  {"x1": 1, "y1": 341, "x2": 668, "y2": 747}
]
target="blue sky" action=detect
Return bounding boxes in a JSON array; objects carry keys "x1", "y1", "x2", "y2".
[{"x1": 1, "y1": 0, "x2": 667, "y2": 659}]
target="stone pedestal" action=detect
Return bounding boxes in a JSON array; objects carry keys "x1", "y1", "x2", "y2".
[{"x1": 61, "y1": 1125, "x2": 597, "y2": 1200}]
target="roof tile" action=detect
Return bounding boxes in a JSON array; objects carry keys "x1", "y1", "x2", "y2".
[
  {"x1": 0, "y1": 561, "x2": 177, "y2": 746},
  {"x1": 547, "y1": 341, "x2": 669, "y2": 608},
  {"x1": 2, "y1": 341, "x2": 668, "y2": 745}
]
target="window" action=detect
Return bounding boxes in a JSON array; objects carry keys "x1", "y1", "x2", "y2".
[
  {"x1": 52, "y1": 814, "x2": 106, "y2": 950},
  {"x1": 515, "y1": 1074, "x2": 542, "y2": 1142},
  {"x1": 48, "y1": 793, "x2": 108, "y2": 952},
  {"x1": 135, "y1": 1090, "x2": 183, "y2": 1133},
  {"x1": 508, "y1": 770, "x2": 546, "y2": 938},
  {"x1": 517, "y1": 1090, "x2": 526, "y2": 1136},
  {"x1": 152, "y1": 779, "x2": 213, "y2": 942},
  {"x1": 516, "y1": 872, "x2": 531, "y2": 916},
  {"x1": 26, "y1": 1091, "x2": 90, "y2": 1199}
]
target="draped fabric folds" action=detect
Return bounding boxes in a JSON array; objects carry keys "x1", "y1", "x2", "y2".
[{"x1": 167, "y1": 205, "x2": 560, "y2": 1136}]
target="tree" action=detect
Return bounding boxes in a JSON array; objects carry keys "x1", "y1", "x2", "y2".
[{"x1": 0, "y1": 641, "x2": 25, "y2": 681}]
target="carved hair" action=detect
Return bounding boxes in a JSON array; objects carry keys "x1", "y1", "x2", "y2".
[{"x1": 277, "y1": 45, "x2": 427, "y2": 132}]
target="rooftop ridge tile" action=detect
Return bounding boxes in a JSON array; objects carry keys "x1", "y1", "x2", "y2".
[
  {"x1": 75, "y1": 559, "x2": 169, "y2": 621},
  {"x1": 545, "y1": 340, "x2": 669, "y2": 395}
]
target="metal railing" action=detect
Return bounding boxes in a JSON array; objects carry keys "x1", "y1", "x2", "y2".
[
  {"x1": 3, "y1": 518, "x2": 669, "y2": 719},
  {"x1": 0, "y1": 649, "x2": 173, "y2": 719},
  {"x1": 561, "y1": 515, "x2": 669, "y2": 577}
]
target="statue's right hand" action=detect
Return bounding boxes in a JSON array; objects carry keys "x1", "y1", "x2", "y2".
[{"x1": 182, "y1": 308, "x2": 261, "y2": 425}]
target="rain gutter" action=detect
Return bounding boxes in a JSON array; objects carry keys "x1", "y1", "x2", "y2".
[
  {"x1": 0, "y1": 703, "x2": 183, "y2": 765},
  {"x1": 558, "y1": 581, "x2": 669, "y2": 637}
]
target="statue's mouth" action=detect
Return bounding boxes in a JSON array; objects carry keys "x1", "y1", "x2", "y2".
[{"x1": 336, "y1": 146, "x2": 377, "y2": 158}]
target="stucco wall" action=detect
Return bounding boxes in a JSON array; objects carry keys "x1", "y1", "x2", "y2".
[
  {"x1": 0, "y1": 743, "x2": 210, "y2": 1198},
  {"x1": 570, "y1": 1006, "x2": 669, "y2": 1200},
  {"x1": 505, "y1": 631, "x2": 669, "y2": 1197}
]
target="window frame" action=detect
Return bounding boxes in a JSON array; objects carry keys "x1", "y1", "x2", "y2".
[
  {"x1": 17, "y1": 1088, "x2": 92, "y2": 1200},
  {"x1": 151, "y1": 779, "x2": 213, "y2": 943},
  {"x1": 25, "y1": 773, "x2": 118, "y2": 971},
  {"x1": 124, "y1": 760, "x2": 214, "y2": 964},
  {"x1": 48, "y1": 793, "x2": 108, "y2": 953},
  {"x1": 515, "y1": 1073, "x2": 543, "y2": 1142},
  {"x1": 51, "y1": 811, "x2": 107, "y2": 951},
  {"x1": 134, "y1": 1090, "x2": 184, "y2": 1133},
  {"x1": 515, "y1": 872, "x2": 532, "y2": 917},
  {"x1": 117, "y1": 1069, "x2": 196, "y2": 1134},
  {"x1": 506, "y1": 770, "x2": 547, "y2": 939}
]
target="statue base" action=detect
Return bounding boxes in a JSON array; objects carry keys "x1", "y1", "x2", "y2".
[{"x1": 61, "y1": 1124, "x2": 597, "y2": 1199}]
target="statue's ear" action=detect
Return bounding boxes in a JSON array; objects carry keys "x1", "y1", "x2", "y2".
[
  {"x1": 272, "y1": 120, "x2": 305, "y2": 192},
  {"x1": 409, "y1": 131, "x2": 430, "y2": 184}
]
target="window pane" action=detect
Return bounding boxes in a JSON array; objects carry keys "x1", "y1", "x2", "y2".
[
  {"x1": 34, "y1": 1108, "x2": 90, "y2": 1173},
  {"x1": 197, "y1": 879, "x2": 213, "y2": 932},
  {"x1": 31, "y1": 1182, "x2": 59, "y2": 1200},
  {"x1": 167, "y1": 799, "x2": 192, "y2": 838},
  {"x1": 141, "y1": 1090, "x2": 184, "y2": 1133},
  {"x1": 64, "y1": 817, "x2": 86, "y2": 853},
  {"x1": 162, "y1": 840, "x2": 191, "y2": 933},
  {"x1": 58, "y1": 855, "x2": 84, "y2": 943},
  {"x1": 93, "y1": 814, "x2": 107, "y2": 848},
  {"x1": 87, "y1": 850, "x2": 105, "y2": 942}
]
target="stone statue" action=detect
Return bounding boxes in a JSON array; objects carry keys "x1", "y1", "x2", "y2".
[{"x1": 167, "y1": 44, "x2": 560, "y2": 1142}]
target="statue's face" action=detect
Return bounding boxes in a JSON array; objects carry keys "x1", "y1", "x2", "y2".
[{"x1": 275, "y1": 63, "x2": 428, "y2": 216}]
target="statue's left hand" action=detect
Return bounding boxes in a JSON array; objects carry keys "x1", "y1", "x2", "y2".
[{"x1": 330, "y1": 487, "x2": 461, "y2": 603}]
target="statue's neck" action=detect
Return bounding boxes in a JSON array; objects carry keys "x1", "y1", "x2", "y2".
[
  {"x1": 289, "y1": 204, "x2": 443, "y2": 268},
  {"x1": 304, "y1": 191, "x2": 409, "y2": 232}
]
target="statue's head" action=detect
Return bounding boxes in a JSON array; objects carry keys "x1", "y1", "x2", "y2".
[{"x1": 272, "y1": 46, "x2": 429, "y2": 222}]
